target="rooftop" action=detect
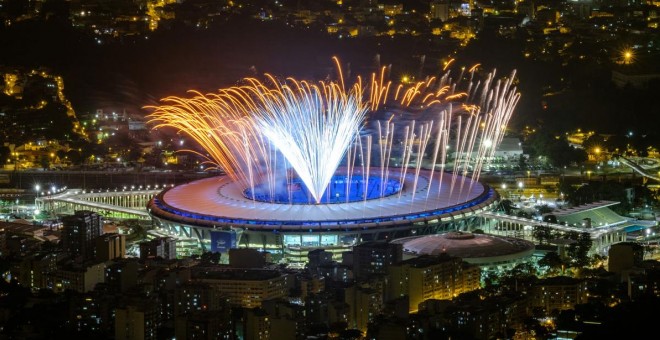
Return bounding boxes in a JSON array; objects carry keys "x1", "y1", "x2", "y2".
[{"x1": 393, "y1": 232, "x2": 535, "y2": 259}]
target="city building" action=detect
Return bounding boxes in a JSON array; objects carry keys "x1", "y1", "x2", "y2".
[
  {"x1": 17, "y1": 252, "x2": 66, "y2": 290},
  {"x1": 195, "y1": 269, "x2": 288, "y2": 308},
  {"x1": 307, "y1": 249, "x2": 334, "y2": 270},
  {"x1": 244, "y1": 308, "x2": 270, "y2": 340},
  {"x1": 95, "y1": 233, "x2": 126, "y2": 262},
  {"x1": 608, "y1": 241, "x2": 645, "y2": 275},
  {"x1": 352, "y1": 241, "x2": 403, "y2": 281},
  {"x1": 61, "y1": 210, "x2": 103, "y2": 260},
  {"x1": 228, "y1": 248, "x2": 269, "y2": 268},
  {"x1": 49, "y1": 261, "x2": 106, "y2": 293},
  {"x1": 139, "y1": 236, "x2": 177, "y2": 260},
  {"x1": 105, "y1": 259, "x2": 139, "y2": 293},
  {"x1": 443, "y1": 295, "x2": 529, "y2": 340},
  {"x1": 387, "y1": 254, "x2": 481, "y2": 312},
  {"x1": 531, "y1": 276, "x2": 589, "y2": 313},
  {"x1": 115, "y1": 300, "x2": 160, "y2": 340},
  {"x1": 296, "y1": 273, "x2": 325, "y2": 301},
  {"x1": 174, "y1": 282, "x2": 228, "y2": 316},
  {"x1": 343, "y1": 284, "x2": 383, "y2": 332},
  {"x1": 174, "y1": 311, "x2": 234, "y2": 340}
]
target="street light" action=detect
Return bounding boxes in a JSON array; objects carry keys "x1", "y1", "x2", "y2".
[
  {"x1": 622, "y1": 49, "x2": 634, "y2": 65},
  {"x1": 34, "y1": 184, "x2": 41, "y2": 212}
]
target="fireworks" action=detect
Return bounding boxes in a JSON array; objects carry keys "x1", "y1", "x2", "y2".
[{"x1": 146, "y1": 57, "x2": 520, "y2": 204}]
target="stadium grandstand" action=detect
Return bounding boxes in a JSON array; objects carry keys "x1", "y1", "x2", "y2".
[{"x1": 550, "y1": 201, "x2": 632, "y2": 229}]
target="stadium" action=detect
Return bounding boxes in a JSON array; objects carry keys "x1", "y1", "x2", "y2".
[
  {"x1": 147, "y1": 169, "x2": 499, "y2": 261},
  {"x1": 144, "y1": 60, "x2": 520, "y2": 261}
]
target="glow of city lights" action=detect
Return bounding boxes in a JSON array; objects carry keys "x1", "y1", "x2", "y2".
[{"x1": 147, "y1": 57, "x2": 521, "y2": 204}]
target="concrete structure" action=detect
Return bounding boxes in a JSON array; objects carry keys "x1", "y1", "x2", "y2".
[
  {"x1": 61, "y1": 210, "x2": 103, "y2": 260},
  {"x1": 228, "y1": 248, "x2": 268, "y2": 268},
  {"x1": 95, "y1": 233, "x2": 126, "y2": 262},
  {"x1": 37, "y1": 188, "x2": 158, "y2": 220},
  {"x1": 50, "y1": 262, "x2": 106, "y2": 293},
  {"x1": 392, "y1": 232, "x2": 535, "y2": 274},
  {"x1": 105, "y1": 259, "x2": 138, "y2": 293},
  {"x1": 244, "y1": 308, "x2": 271, "y2": 340},
  {"x1": 482, "y1": 201, "x2": 633, "y2": 255},
  {"x1": 387, "y1": 254, "x2": 481, "y2": 312},
  {"x1": 175, "y1": 311, "x2": 234, "y2": 340},
  {"x1": 307, "y1": 249, "x2": 334, "y2": 270},
  {"x1": 608, "y1": 242, "x2": 644, "y2": 274},
  {"x1": 147, "y1": 171, "x2": 498, "y2": 262},
  {"x1": 612, "y1": 70, "x2": 660, "y2": 89},
  {"x1": 139, "y1": 236, "x2": 177, "y2": 260},
  {"x1": 352, "y1": 241, "x2": 403, "y2": 280},
  {"x1": 18, "y1": 252, "x2": 66, "y2": 290},
  {"x1": 115, "y1": 301, "x2": 159, "y2": 340},
  {"x1": 531, "y1": 276, "x2": 589, "y2": 313},
  {"x1": 196, "y1": 269, "x2": 289, "y2": 308},
  {"x1": 174, "y1": 282, "x2": 229, "y2": 316}
]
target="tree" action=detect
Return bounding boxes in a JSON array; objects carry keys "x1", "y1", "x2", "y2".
[
  {"x1": 566, "y1": 232, "x2": 592, "y2": 267},
  {"x1": 500, "y1": 199, "x2": 515, "y2": 214},
  {"x1": 516, "y1": 210, "x2": 533, "y2": 219},
  {"x1": 65, "y1": 149, "x2": 83, "y2": 165},
  {"x1": 537, "y1": 204, "x2": 553, "y2": 214},
  {"x1": 0, "y1": 146, "x2": 9, "y2": 166},
  {"x1": 568, "y1": 181, "x2": 630, "y2": 214},
  {"x1": 200, "y1": 251, "x2": 221, "y2": 265},
  {"x1": 543, "y1": 214, "x2": 558, "y2": 224},
  {"x1": 538, "y1": 251, "x2": 564, "y2": 275},
  {"x1": 143, "y1": 147, "x2": 164, "y2": 167},
  {"x1": 39, "y1": 154, "x2": 51, "y2": 170},
  {"x1": 124, "y1": 147, "x2": 143, "y2": 163},
  {"x1": 124, "y1": 219, "x2": 148, "y2": 241},
  {"x1": 518, "y1": 154, "x2": 528, "y2": 170},
  {"x1": 557, "y1": 180, "x2": 575, "y2": 199},
  {"x1": 532, "y1": 225, "x2": 553, "y2": 245}
]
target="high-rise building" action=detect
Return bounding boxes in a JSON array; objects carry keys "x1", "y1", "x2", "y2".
[
  {"x1": 608, "y1": 242, "x2": 644, "y2": 275},
  {"x1": 115, "y1": 300, "x2": 160, "y2": 340},
  {"x1": 387, "y1": 254, "x2": 481, "y2": 312},
  {"x1": 353, "y1": 241, "x2": 402, "y2": 280},
  {"x1": 174, "y1": 282, "x2": 228, "y2": 316},
  {"x1": 229, "y1": 248, "x2": 268, "y2": 268},
  {"x1": 95, "y1": 233, "x2": 126, "y2": 262},
  {"x1": 139, "y1": 237, "x2": 176, "y2": 260},
  {"x1": 197, "y1": 269, "x2": 288, "y2": 308},
  {"x1": 49, "y1": 261, "x2": 106, "y2": 293},
  {"x1": 307, "y1": 249, "x2": 334, "y2": 270},
  {"x1": 105, "y1": 259, "x2": 139, "y2": 293},
  {"x1": 531, "y1": 276, "x2": 588, "y2": 313},
  {"x1": 343, "y1": 285, "x2": 383, "y2": 332},
  {"x1": 61, "y1": 210, "x2": 103, "y2": 260},
  {"x1": 175, "y1": 311, "x2": 234, "y2": 340},
  {"x1": 244, "y1": 308, "x2": 270, "y2": 340},
  {"x1": 18, "y1": 252, "x2": 66, "y2": 290},
  {"x1": 430, "y1": 1, "x2": 450, "y2": 22}
]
